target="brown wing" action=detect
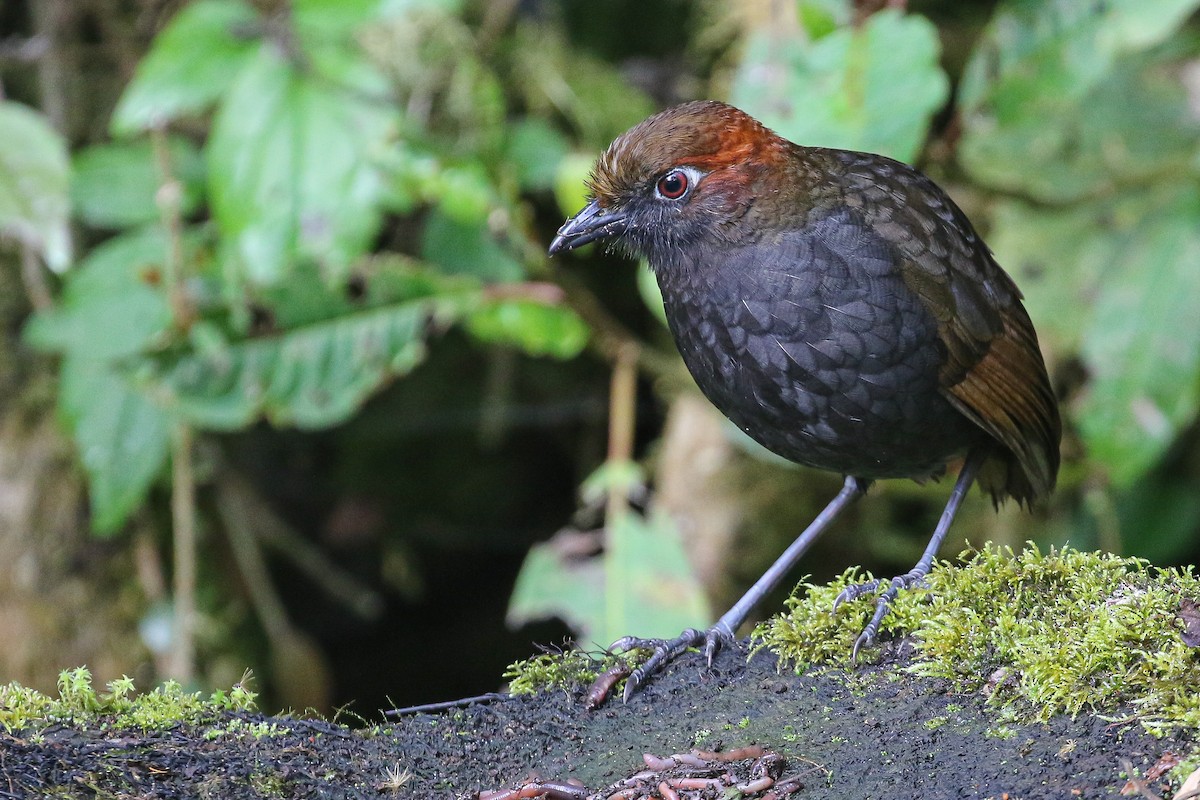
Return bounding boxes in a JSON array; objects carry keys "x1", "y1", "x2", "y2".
[{"x1": 844, "y1": 155, "x2": 1061, "y2": 505}]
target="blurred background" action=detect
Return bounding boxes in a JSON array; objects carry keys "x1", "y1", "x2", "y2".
[{"x1": 0, "y1": 0, "x2": 1198, "y2": 718}]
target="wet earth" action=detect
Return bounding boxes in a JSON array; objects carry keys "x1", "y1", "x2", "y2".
[{"x1": 0, "y1": 643, "x2": 1189, "y2": 799}]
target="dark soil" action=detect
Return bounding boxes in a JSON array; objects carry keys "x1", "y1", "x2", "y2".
[{"x1": 0, "y1": 643, "x2": 1188, "y2": 799}]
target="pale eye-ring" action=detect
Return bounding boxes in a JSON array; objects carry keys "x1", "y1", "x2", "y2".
[{"x1": 656, "y1": 169, "x2": 690, "y2": 200}]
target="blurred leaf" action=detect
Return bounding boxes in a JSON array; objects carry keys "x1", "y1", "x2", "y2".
[
  {"x1": 958, "y1": 0, "x2": 1200, "y2": 200},
  {"x1": 579, "y1": 459, "x2": 645, "y2": 507},
  {"x1": 730, "y1": 9, "x2": 949, "y2": 162},
  {"x1": 208, "y1": 47, "x2": 397, "y2": 286},
  {"x1": 72, "y1": 138, "x2": 204, "y2": 229},
  {"x1": 110, "y1": 0, "x2": 261, "y2": 135},
  {"x1": 465, "y1": 297, "x2": 588, "y2": 359},
  {"x1": 0, "y1": 101, "x2": 71, "y2": 270},
  {"x1": 435, "y1": 163, "x2": 494, "y2": 225},
  {"x1": 420, "y1": 208, "x2": 523, "y2": 281},
  {"x1": 507, "y1": 510, "x2": 709, "y2": 645},
  {"x1": 505, "y1": 118, "x2": 569, "y2": 191},
  {"x1": 554, "y1": 153, "x2": 596, "y2": 219},
  {"x1": 992, "y1": 186, "x2": 1200, "y2": 485},
  {"x1": 140, "y1": 288, "x2": 475, "y2": 430},
  {"x1": 24, "y1": 226, "x2": 175, "y2": 360},
  {"x1": 636, "y1": 260, "x2": 667, "y2": 326},
  {"x1": 987, "y1": 200, "x2": 1102, "y2": 352},
  {"x1": 798, "y1": 0, "x2": 851, "y2": 40},
  {"x1": 293, "y1": 0, "x2": 383, "y2": 40},
  {"x1": 1075, "y1": 190, "x2": 1200, "y2": 484},
  {"x1": 60, "y1": 356, "x2": 172, "y2": 535}
]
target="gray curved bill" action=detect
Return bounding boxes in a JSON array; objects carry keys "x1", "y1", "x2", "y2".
[{"x1": 548, "y1": 200, "x2": 628, "y2": 255}]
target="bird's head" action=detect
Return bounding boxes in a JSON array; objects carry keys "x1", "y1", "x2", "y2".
[{"x1": 548, "y1": 100, "x2": 792, "y2": 261}]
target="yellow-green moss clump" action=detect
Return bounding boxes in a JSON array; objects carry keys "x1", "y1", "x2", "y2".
[
  {"x1": 755, "y1": 543, "x2": 1200, "y2": 736},
  {"x1": 0, "y1": 666, "x2": 259, "y2": 733},
  {"x1": 504, "y1": 648, "x2": 633, "y2": 696}
]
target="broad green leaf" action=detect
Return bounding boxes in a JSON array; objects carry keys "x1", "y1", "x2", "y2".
[
  {"x1": 507, "y1": 510, "x2": 709, "y2": 645},
  {"x1": 420, "y1": 208, "x2": 523, "y2": 282},
  {"x1": 24, "y1": 227, "x2": 174, "y2": 360},
  {"x1": 504, "y1": 117, "x2": 569, "y2": 191},
  {"x1": 110, "y1": 0, "x2": 261, "y2": 135},
  {"x1": 293, "y1": 0, "x2": 383, "y2": 40},
  {"x1": 987, "y1": 200, "x2": 1106, "y2": 353},
  {"x1": 798, "y1": 0, "x2": 851, "y2": 40},
  {"x1": 208, "y1": 47, "x2": 397, "y2": 286},
  {"x1": 59, "y1": 355, "x2": 172, "y2": 535},
  {"x1": 958, "y1": 0, "x2": 1200, "y2": 200},
  {"x1": 606, "y1": 511, "x2": 709, "y2": 643},
  {"x1": 730, "y1": 9, "x2": 948, "y2": 162},
  {"x1": 991, "y1": 187, "x2": 1200, "y2": 485},
  {"x1": 553, "y1": 153, "x2": 595, "y2": 220},
  {"x1": 0, "y1": 101, "x2": 71, "y2": 270},
  {"x1": 72, "y1": 138, "x2": 204, "y2": 229},
  {"x1": 1075, "y1": 191, "x2": 1200, "y2": 485},
  {"x1": 141, "y1": 291, "x2": 473, "y2": 430},
  {"x1": 636, "y1": 260, "x2": 667, "y2": 326},
  {"x1": 465, "y1": 297, "x2": 588, "y2": 359}
]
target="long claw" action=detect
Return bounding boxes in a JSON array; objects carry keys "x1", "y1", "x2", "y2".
[
  {"x1": 831, "y1": 578, "x2": 882, "y2": 613},
  {"x1": 617, "y1": 628, "x2": 730, "y2": 702}
]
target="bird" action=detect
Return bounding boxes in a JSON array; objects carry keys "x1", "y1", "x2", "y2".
[{"x1": 548, "y1": 100, "x2": 1060, "y2": 701}]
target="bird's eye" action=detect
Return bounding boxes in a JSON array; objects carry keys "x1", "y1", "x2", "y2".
[{"x1": 656, "y1": 169, "x2": 689, "y2": 200}]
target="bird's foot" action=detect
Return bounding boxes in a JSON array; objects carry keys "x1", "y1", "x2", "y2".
[
  {"x1": 832, "y1": 572, "x2": 926, "y2": 660},
  {"x1": 609, "y1": 625, "x2": 735, "y2": 702}
]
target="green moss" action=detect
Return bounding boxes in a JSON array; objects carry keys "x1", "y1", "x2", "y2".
[
  {"x1": 503, "y1": 648, "x2": 630, "y2": 696},
  {"x1": 754, "y1": 543, "x2": 1200, "y2": 736},
  {"x1": 0, "y1": 667, "x2": 258, "y2": 733}
]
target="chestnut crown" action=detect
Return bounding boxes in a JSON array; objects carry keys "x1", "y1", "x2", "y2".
[{"x1": 549, "y1": 101, "x2": 793, "y2": 257}]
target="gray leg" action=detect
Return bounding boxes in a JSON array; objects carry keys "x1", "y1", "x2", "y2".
[
  {"x1": 835, "y1": 448, "x2": 985, "y2": 659},
  {"x1": 615, "y1": 475, "x2": 868, "y2": 701}
]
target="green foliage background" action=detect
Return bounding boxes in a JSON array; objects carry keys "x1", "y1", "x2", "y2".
[{"x1": 1, "y1": 0, "x2": 1199, "y2": 697}]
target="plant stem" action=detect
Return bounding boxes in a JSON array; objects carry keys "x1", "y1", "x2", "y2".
[
  {"x1": 152, "y1": 125, "x2": 198, "y2": 683},
  {"x1": 169, "y1": 422, "x2": 197, "y2": 684}
]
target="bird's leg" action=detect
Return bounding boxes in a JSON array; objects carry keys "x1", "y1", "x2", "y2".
[
  {"x1": 612, "y1": 475, "x2": 868, "y2": 701},
  {"x1": 834, "y1": 448, "x2": 986, "y2": 659}
]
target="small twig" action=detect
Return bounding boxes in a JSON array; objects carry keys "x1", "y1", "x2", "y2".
[
  {"x1": 152, "y1": 123, "x2": 198, "y2": 684},
  {"x1": 168, "y1": 423, "x2": 197, "y2": 684},
  {"x1": 221, "y1": 470, "x2": 384, "y2": 620},
  {"x1": 1119, "y1": 758, "x2": 1164, "y2": 800},
  {"x1": 150, "y1": 127, "x2": 193, "y2": 328},
  {"x1": 604, "y1": 342, "x2": 639, "y2": 523},
  {"x1": 385, "y1": 692, "x2": 507, "y2": 716},
  {"x1": 18, "y1": 242, "x2": 53, "y2": 311}
]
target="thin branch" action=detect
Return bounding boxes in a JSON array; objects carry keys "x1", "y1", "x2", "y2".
[{"x1": 168, "y1": 422, "x2": 197, "y2": 684}]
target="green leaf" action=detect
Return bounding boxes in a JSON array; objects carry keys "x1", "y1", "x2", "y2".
[
  {"x1": 1075, "y1": 190, "x2": 1200, "y2": 485},
  {"x1": 110, "y1": 0, "x2": 261, "y2": 135},
  {"x1": 24, "y1": 227, "x2": 174, "y2": 360},
  {"x1": 208, "y1": 47, "x2": 397, "y2": 286},
  {"x1": 420, "y1": 208, "x2": 523, "y2": 282},
  {"x1": 0, "y1": 101, "x2": 71, "y2": 270},
  {"x1": 465, "y1": 296, "x2": 588, "y2": 358},
  {"x1": 958, "y1": 0, "x2": 1200, "y2": 200},
  {"x1": 730, "y1": 9, "x2": 948, "y2": 162},
  {"x1": 993, "y1": 187, "x2": 1200, "y2": 485},
  {"x1": 59, "y1": 355, "x2": 172, "y2": 535},
  {"x1": 72, "y1": 138, "x2": 204, "y2": 229},
  {"x1": 293, "y1": 0, "x2": 384, "y2": 40},
  {"x1": 505, "y1": 118, "x2": 569, "y2": 191},
  {"x1": 507, "y1": 510, "x2": 709, "y2": 645},
  {"x1": 553, "y1": 153, "x2": 595, "y2": 220},
  {"x1": 141, "y1": 290, "x2": 474, "y2": 430}
]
